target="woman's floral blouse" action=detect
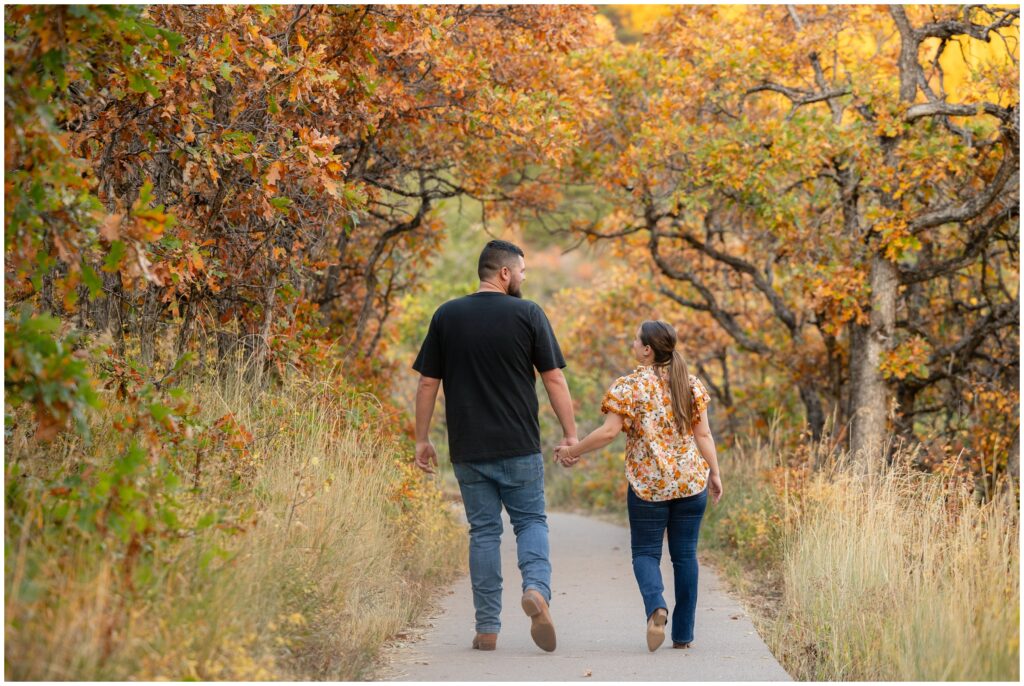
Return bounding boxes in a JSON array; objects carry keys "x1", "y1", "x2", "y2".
[{"x1": 600, "y1": 365, "x2": 712, "y2": 502}]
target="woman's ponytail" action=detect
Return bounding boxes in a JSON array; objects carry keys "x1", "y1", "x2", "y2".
[
  {"x1": 668, "y1": 349, "x2": 694, "y2": 435},
  {"x1": 640, "y1": 320, "x2": 695, "y2": 435}
]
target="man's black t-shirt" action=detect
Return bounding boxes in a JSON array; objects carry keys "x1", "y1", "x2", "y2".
[{"x1": 412, "y1": 292, "x2": 566, "y2": 463}]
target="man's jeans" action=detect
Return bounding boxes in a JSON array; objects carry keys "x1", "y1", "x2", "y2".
[
  {"x1": 627, "y1": 486, "x2": 707, "y2": 644},
  {"x1": 453, "y1": 453, "x2": 551, "y2": 634}
]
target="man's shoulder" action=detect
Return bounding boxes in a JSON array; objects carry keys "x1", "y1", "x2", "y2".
[
  {"x1": 438, "y1": 294, "x2": 544, "y2": 311},
  {"x1": 433, "y1": 294, "x2": 476, "y2": 315}
]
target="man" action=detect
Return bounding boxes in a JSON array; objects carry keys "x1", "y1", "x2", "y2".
[{"x1": 412, "y1": 239, "x2": 578, "y2": 653}]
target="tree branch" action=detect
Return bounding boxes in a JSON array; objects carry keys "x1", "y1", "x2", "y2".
[
  {"x1": 899, "y1": 204, "x2": 1019, "y2": 284},
  {"x1": 650, "y1": 229, "x2": 772, "y2": 356}
]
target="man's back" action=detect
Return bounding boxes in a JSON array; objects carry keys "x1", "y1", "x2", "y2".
[{"x1": 412, "y1": 292, "x2": 565, "y2": 462}]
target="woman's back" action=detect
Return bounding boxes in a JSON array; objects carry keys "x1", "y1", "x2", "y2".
[{"x1": 602, "y1": 365, "x2": 711, "y2": 501}]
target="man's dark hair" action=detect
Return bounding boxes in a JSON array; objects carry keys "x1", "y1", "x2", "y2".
[{"x1": 478, "y1": 240, "x2": 525, "y2": 281}]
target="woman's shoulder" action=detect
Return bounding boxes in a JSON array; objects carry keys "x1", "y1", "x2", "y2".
[
  {"x1": 610, "y1": 368, "x2": 638, "y2": 387},
  {"x1": 609, "y1": 367, "x2": 648, "y2": 390}
]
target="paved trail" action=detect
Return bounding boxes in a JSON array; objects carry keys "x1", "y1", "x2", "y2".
[{"x1": 381, "y1": 511, "x2": 791, "y2": 681}]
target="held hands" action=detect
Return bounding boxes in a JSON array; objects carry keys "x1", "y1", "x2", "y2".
[
  {"x1": 414, "y1": 440, "x2": 438, "y2": 474},
  {"x1": 554, "y1": 436, "x2": 580, "y2": 467}
]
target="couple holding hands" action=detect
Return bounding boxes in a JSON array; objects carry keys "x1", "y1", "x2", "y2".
[{"x1": 413, "y1": 240, "x2": 723, "y2": 654}]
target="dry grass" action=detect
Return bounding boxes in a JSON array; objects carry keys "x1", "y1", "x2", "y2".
[
  {"x1": 772, "y1": 454, "x2": 1019, "y2": 681},
  {"x1": 703, "y1": 425, "x2": 1020, "y2": 681},
  {"x1": 5, "y1": 371, "x2": 465, "y2": 680}
]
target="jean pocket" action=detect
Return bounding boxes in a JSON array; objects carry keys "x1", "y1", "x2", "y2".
[
  {"x1": 454, "y1": 461, "x2": 487, "y2": 485},
  {"x1": 504, "y1": 453, "x2": 543, "y2": 486}
]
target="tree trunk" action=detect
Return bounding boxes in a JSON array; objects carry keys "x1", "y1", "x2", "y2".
[
  {"x1": 40, "y1": 267, "x2": 57, "y2": 315},
  {"x1": 250, "y1": 269, "x2": 279, "y2": 384},
  {"x1": 76, "y1": 282, "x2": 89, "y2": 330},
  {"x1": 849, "y1": 255, "x2": 898, "y2": 469},
  {"x1": 798, "y1": 381, "x2": 825, "y2": 442},
  {"x1": 215, "y1": 291, "x2": 237, "y2": 377},
  {"x1": 136, "y1": 285, "x2": 161, "y2": 368}
]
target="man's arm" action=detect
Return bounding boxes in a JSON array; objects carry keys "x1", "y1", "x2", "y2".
[
  {"x1": 414, "y1": 375, "x2": 441, "y2": 473},
  {"x1": 539, "y1": 367, "x2": 577, "y2": 447}
]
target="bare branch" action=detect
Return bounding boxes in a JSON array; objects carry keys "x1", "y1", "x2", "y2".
[
  {"x1": 916, "y1": 6, "x2": 1020, "y2": 41},
  {"x1": 909, "y1": 139, "x2": 1019, "y2": 234},
  {"x1": 900, "y1": 204, "x2": 1019, "y2": 284},
  {"x1": 905, "y1": 100, "x2": 1014, "y2": 123},
  {"x1": 650, "y1": 230, "x2": 772, "y2": 355},
  {"x1": 663, "y1": 216, "x2": 800, "y2": 334}
]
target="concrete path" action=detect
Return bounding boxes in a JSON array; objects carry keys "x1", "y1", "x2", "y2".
[{"x1": 381, "y1": 511, "x2": 791, "y2": 681}]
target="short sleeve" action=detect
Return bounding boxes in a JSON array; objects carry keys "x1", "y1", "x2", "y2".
[
  {"x1": 530, "y1": 304, "x2": 566, "y2": 373},
  {"x1": 601, "y1": 375, "x2": 636, "y2": 432},
  {"x1": 690, "y1": 375, "x2": 711, "y2": 415},
  {"x1": 412, "y1": 310, "x2": 444, "y2": 378}
]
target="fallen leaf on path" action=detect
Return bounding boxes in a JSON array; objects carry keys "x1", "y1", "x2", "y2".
[
  {"x1": 730, "y1": 614, "x2": 743, "y2": 620},
  {"x1": 582, "y1": 669, "x2": 593, "y2": 677}
]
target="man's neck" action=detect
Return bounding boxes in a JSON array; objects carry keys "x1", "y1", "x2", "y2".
[{"x1": 476, "y1": 281, "x2": 506, "y2": 294}]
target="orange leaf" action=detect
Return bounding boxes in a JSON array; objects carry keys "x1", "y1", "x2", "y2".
[
  {"x1": 266, "y1": 161, "x2": 282, "y2": 187},
  {"x1": 100, "y1": 213, "x2": 123, "y2": 242}
]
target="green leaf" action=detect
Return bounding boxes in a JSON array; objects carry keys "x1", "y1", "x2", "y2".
[
  {"x1": 149, "y1": 403, "x2": 172, "y2": 422},
  {"x1": 81, "y1": 263, "x2": 103, "y2": 298},
  {"x1": 269, "y1": 197, "x2": 293, "y2": 210},
  {"x1": 128, "y1": 72, "x2": 153, "y2": 94},
  {"x1": 104, "y1": 240, "x2": 126, "y2": 272}
]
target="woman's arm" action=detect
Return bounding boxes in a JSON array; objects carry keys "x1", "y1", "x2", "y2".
[
  {"x1": 556, "y1": 412, "x2": 623, "y2": 466},
  {"x1": 692, "y1": 409, "x2": 723, "y2": 503}
]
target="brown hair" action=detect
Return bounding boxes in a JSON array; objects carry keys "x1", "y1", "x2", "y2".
[{"x1": 639, "y1": 320, "x2": 695, "y2": 435}]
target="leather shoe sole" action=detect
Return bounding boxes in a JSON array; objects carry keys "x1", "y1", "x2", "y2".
[
  {"x1": 646, "y1": 608, "x2": 668, "y2": 652},
  {"x1": 521, "y1": 589, "x2": 556, "y2": 652}
]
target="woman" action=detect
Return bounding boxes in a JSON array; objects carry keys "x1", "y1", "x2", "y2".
[{"x1": 555, "y1": 320, "x2": 723, "y2": 652}]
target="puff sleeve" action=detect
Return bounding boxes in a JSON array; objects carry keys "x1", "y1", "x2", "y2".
[
  {"x1": 601, "y1": 375, "x2": 636, "y2": 432},
  {"x1": 690, "y1": 375, "x2": 711, "y2": 415}
]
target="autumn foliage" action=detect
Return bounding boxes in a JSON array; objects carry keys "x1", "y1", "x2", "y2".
[
  {"x1": 2, "y1": 4, "x2": 1019, "y2": 679},
  {"x1": 555, "y1": 5, "x2": 1019, "y2": 492}
]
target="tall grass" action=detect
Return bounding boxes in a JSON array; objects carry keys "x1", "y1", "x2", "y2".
[
  {"x1": 772, "y1": 456, "x2": 1018, "y2": 680},
  {"x1": 702, "y1": 427, "x2": 1019, "y2": 681},
  {"x1": 5, "y1": 371, "x2": 464, "y2": 680},
  {"x1": 548, "y1": 415, "x2": 1019, "y2": 680}
]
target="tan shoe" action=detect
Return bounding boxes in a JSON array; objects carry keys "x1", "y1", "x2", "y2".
[
  {"x1": 472, "y1": 632, "x2": 497, "y2": 651},
  {"x1": 646, "y1": 608, "x2": 668, "y2": 652},
  {"x1": 521, "y1": 589, "x2": 556, "y2": 652}
]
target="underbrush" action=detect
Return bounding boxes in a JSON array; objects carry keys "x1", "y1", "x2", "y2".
[{"x1": 5, "y1": 367, "x2": 464, "y2": 680}]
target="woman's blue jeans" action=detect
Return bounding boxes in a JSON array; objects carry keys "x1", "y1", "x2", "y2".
[
  {"x1": 627, "y1": 486, "x2": 707, "y2": 644},
  {"x1": 453, "y1": 453, "x2": 551, "y2": 634}
]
